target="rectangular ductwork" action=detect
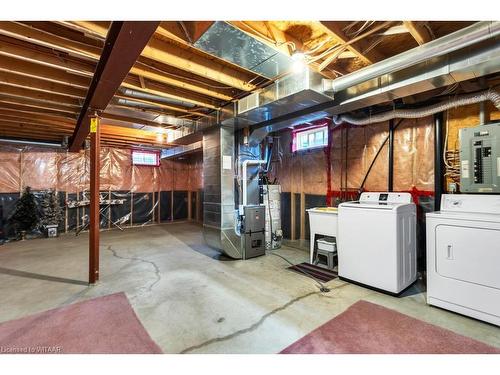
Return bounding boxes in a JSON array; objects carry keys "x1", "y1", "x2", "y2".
[
  {"x1": 221, "y1": 68, "x2": 334, "y2": 131},
  {"x1": 194, "y1": 21, "x2": 294, "y2": 79},
  {"x1": 160, "y1": 141, "x2": 202, "y2": 159}
]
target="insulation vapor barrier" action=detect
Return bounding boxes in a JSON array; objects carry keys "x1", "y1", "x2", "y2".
[{"x1": 0, "y1": 145, "x2": 203, "y2": 239}]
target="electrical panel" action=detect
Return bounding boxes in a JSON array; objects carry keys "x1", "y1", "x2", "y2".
[{"x1": 460, "y1": 123, "x2": 500, "y2": 193}]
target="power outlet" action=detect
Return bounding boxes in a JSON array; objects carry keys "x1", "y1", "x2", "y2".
[{"x1": 448, "y1": 182, "x2": 457, "y2": 193}]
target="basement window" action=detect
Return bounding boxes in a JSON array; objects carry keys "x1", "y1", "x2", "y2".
[
  {"x1": 292, "y1": 125, "x2": 329, "y2": 152},
  {"x1": 132, "y1": 150, "x2": 160, "y2": 166}
]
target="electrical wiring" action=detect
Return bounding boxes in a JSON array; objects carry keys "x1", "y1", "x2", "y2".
[
  {"x1": 362, "y1": 36, "x2": 384, "y2": 55},
  {"x1": 344, "y1": 21, "x2": 376, "y2": 39}
]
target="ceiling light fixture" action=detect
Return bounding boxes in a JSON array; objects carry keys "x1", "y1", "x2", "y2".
[{"x1": 291, "y1": 51, "x2": 306, "y2": 73}]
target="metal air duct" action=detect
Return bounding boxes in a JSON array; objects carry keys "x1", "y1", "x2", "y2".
[{"x1": 247, "y1": 21, "x2": 500, "y2": 144}]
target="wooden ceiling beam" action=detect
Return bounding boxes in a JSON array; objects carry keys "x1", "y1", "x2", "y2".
[
  {"x1": 0, "y1": 55, "x2": 91, "y2": 88},
  {"x1": 129, "y1": 63, "x2": 233, "y2": 101},
  {"x1": 0, "y1": 71, "x2": 87, "y2": 99},
  {"x1": 0, "y1": 104, "x2": 76, "y2": 123},
  {"x1": 18, "y1": 21, "x2": 105, "y2": 48},
  {"x1": 0, "y1": 35, "x2": 95, "y2": 76},
  {"x1": 110, "y1": 103, "x2": 199, "y2": 120},
  {"x1": 0, "y1": 21, "x2": 101, "y2": 61},
  {"x1": 0, "y1": 121, "x2": 168, "y2": 147},
  {"x1": 0, "y1": 110, "x2": 75, "y2": 127},
  {"x1": 0, "y1": 96, "x2": 79, "y2": 115},
  {"x1": 0, "y1": 35, "x2": 220, "y2": 109},
  {"x1": 0, "y1": 119, "x2": 73, "y2": 131},
  {"x1": 68, "y1": 21, "x2": 109, "y2": 39},
  {"x1": 319, "y1": 21, "x2": 387, "y2": 65},
  {"x1": 68, "y1": 21, "x2": 257, "y2": 92},
  {"x1": 0, "y1": 83, "x2": 82, "y2": 107},
  {"x1": 122, "y1": 77, "x2": 220, "y2": 110},
  {"x1": 403, "y1": 21, "x2": 433, "y2": 45},
  {"x1": 0, "y1": 129, "x2": 67, "y2": 141},
  {"x1": 55, "y1": 22, "x2": 235, "y2": 100},
  {"x1": 142, "y1": 36, "x2": 258, "y2": 92},
  {"x1": 114, "y1": 94, "x2": 209, "y2": 117},
  {"x1": 69, "y1": 21, "x2": 160, "y2": 152},
  {"x1": 101, "y1": 112, "x2": 175, "y2": 129}
]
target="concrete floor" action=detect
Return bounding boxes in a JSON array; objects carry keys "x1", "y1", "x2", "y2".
[{"x1": 0, "y1": 222, "x2": 499, "y2": 353}]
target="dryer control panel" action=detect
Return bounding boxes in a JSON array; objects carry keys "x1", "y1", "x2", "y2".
[{"x1": 441, "y1": 194, "x2": 500, "y2": 214}]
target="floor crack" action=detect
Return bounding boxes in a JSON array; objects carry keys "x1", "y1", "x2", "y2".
[
  {"x1": 106, "y1": 245, "x2": 161, "y2": 292},
  {"x1": 178, "y1": 282, "x2": 349, "y2": 354}
]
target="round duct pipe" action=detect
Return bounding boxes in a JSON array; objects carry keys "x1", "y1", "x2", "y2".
[
  {"x1": 333, "y1": 89, "x2": 500, "y2": 126},
  {"x1": 331, "y1": 21, "x2": 500, "y2": 93}
]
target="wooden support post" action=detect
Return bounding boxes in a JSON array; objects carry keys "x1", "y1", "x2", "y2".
[
  {"x1": 187, "y1": 190, "x2": 192, "y2": 221},
  {"x1": 290, "y1": 192, "x2": 296, "y2": 241},
  {"x1": 89, "y1": 115, "x2": 100, "y2": 284},
  {"x1": 195, "y1": 190, "x2": 200, "y2": 222},
  {"x1": 300, "y1": 192, "x2": 306, "y2": 240}
]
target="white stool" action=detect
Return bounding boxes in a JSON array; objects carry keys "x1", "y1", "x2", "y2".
[{"x1": 314, "y1": 248, "x2": 336, "y2": 270}]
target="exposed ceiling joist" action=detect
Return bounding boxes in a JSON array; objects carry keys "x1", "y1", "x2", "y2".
[
  {"x1": 0, "y1": 55, "x2": 91, "y2": 88},
  {"x1": 114, "y1": 94, "x2": 209, "y2": 117},
  {"x1": 129, "y1": 63, "x2": 233, "y2": 101},
  {"x1": 0, "y1": 110, "x2": 76, "y2": 127},
  {"x1": 0, "y1": 35, "x2": 96, "y2": 76},
  {"x1": 8, "y1": 21, "x2": 237, "y2": 101},
  {"x1": 68, "y1": 21, "x2": 258, "y2": 92},
  {"x1": 0, "y1": 36, "x2": 224, "y2": 107},
  {"x1": 0, "y1": 97, "x2": 78, "y2": 115},
  {"x1": 0, "y1": 83, "x2": 82, "y2": 107},
  {"x1": 0, "y1": 70, "x2": 86, "y2": 99},
  {"x1": 403, "y1": 21, "x2": 433, "y2": 45},
  {"x1": 0, "y1": 122, "x2": 168, "y2": 147},
  {"x1": 0, "y1": 21, "x2": 101, "y2": 61},
  {"x1": 69, "y1": 21, "x2": 160, "y2": 152},
  {"x1": 122, "y1": 77, "x2": 220, "y2": 110},
  {"x1": 319, "y1": 21, "x2": 387, "y2": 64},
  {"x1": 0, "y1": 103, "x2": 76, "y2": 122},
  {"x1": 101, "y1": 112, "x2": 175, "y2": 129}
]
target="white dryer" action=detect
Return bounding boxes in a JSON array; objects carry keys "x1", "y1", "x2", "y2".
[
  {"x1": 338, "y1": 192, "x2": 417, "y2": 294},
  {"x1": 426, "y1": 194, "x2": 500, "y2": 326}
]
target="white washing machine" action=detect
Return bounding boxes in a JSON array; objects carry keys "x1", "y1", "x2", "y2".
[
  {"x1": 338, "y1": 192, "x2": 417, "y2": 294},
  {"x1": 426, "y1": 194, "x2": 500, "y2": 326}
]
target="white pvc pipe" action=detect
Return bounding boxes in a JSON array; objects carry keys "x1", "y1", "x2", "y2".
[{"x1": 241, "y1": 159, "x2": 266, "y2": 210}]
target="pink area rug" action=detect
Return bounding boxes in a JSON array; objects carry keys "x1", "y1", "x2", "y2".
[
  {"x1": 281, "y1": 300, "x2": 500, "y2": 354},
  {"x1": 0, "y1": 292, "x2": 162, "y2": 354}
]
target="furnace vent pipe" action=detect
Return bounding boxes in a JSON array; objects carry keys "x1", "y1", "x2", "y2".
[
  {"x1": 241, "y1": 159, "x2": 266, "y2": 211},
  {"x1": 331, "y1": 21, "x2": 500, "y2": 93},
  {"x1": 332, "y1": 89, "x2": 500, "y2": 126}
]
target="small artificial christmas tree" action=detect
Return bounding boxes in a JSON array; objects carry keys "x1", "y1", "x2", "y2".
[
  {"x1": 9, "y1": 186, "x2": 39, "y2": 239},
  {"x1": 40, "y1": 189, "x2": 63, "y2": 229}
]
